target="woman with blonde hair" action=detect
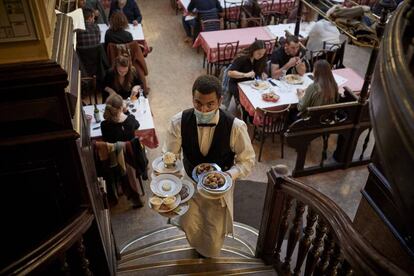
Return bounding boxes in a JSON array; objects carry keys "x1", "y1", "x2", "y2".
[
  {"x1": 297, "y1": 60, "x2": 338, "y2": 116},
  {"x1": 103, "y1": 54, "x2": 142, "y2": 101}
]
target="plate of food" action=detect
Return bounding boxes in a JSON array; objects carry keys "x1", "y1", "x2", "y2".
[
  {"x1": 192, "y1": 163, "x2": 221, "y2": 182},
  {"x1": 150, "y1": 174, "x2": 182, "y2": 197},
  {"x1": 149, "y1": 194, "x2": 181, "y2": 213},
  {"x1": 158, "y1": 202, "x2": 189, "y2": 218},
  {"x1": 285, "y1": 74, "x2": 304, "y2": 85},
  {"x1": 180, "y1": 179, "x2": 195, "y2": 203},
  {"x1": 199, "y1": 171, "x2": 232, "y2": 193},
  {"x1": 250, "y1": 80, "x2": 270, "y2": 90},
  {"x1": 262, "y1": 92, "x2": 280, "y2": 102},
  {"x1": 152, "y1": 155, "x2": 183, "y2": 174}
]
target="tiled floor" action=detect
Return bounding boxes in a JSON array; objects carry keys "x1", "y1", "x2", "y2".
[{"x1": 111, "y1": 0, "x2": 372, "y2": 248}]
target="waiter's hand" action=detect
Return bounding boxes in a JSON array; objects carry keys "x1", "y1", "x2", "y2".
[
  {"x1": 224, "y1": 171, "x2": 234, "y2": 180},
  {"x1": 132, "y1": 20, "x2": 139, "y2": 26}
]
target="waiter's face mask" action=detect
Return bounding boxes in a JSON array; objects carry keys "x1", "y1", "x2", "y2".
[{"x1": 193, "y1": 90, "x2": 222, "y2": 123}]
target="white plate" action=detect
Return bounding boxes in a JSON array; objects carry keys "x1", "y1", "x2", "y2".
[
  {"x1": 192, "y1": 163, "x2": 221, "y2": 183},
  {"x1": 197, "y1": 184, "x2": 225, "y2": 199},
  {"x1": 250, "y1": 81, "x2": 270, "y2": 90},
  {"x1": 150, "y1": 174, "x2": 182, "y2": 197},
  {"x1": 159, "y1": 202, "x2": 189, "y2": 218},
  {"x1": 285, "y1": 74, "x2": 304, "y2": 85},
  {"x1": 179, "y1": 179, "x2": 195, "y2": 203},
  {"x1": 149, "y1": 195, "x2": 182, "y2": 213},
  {"x1": 152, "y1": 156, "x2": 184, "y2": 174},
  {"x1": 199, "y1": 172, "x2": 233, "y2": 194}
]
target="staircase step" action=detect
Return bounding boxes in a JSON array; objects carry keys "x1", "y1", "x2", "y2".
[
  {"x1": 119, "y1": 246, "x2": 255, "y2": 267},
  {"x1": 118, "y1": 258, "x2": 267, "y2": 276},
  {"x1": 171, "y1": 265, "x2": 277, "y2": 275},
  {"x1": 120, "y1": 222, "x2": 259, "y2": 260}
]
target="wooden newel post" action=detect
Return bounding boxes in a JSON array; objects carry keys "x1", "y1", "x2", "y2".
[
  {"x1": 295, "y1": 0, "x2": 304, "y2": 36},
  {"x1": 256, "y1": 165, "x2": 289, "y2": 264}
]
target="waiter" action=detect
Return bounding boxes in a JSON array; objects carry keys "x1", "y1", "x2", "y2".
[{"x1": 163, "y1": 75, "x2": 255, "y2": 257}]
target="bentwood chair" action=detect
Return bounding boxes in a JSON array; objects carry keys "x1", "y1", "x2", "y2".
[
  {"x1": 256, "y1": 37, "x2": 279, "y2": 58},
  {"x1": 214, "y1": 41, "x2": 240, "y2": 76},
  {"x1": 251, "y1": 105, "x2": 291, "y2": 161},
  {"x1": 224, "y1": 0, "x2": 243, "y2": 29}
]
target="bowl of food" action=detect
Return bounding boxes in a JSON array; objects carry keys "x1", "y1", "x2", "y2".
[
  {"x1": 262, "y1": 92, "x2": 280, "y2": 102},
  {"x1": 149, "y1": 196, "x2": 163, "y2": 210},
  {"x1": 163, "y1": 152, "x2": 177, "y2": 168},
  {"x1": 162, "y1": 196, "x2": 177, "y2": 209},
  {"x1": 199, "y1": 171, "x2": 231, "y2": 193},
  {"x1": 285, "y1": 74, "x2": 304, "y2": 85},
  {"x1": 192, "y1": 163, "x2": 221, "y2": 182}
]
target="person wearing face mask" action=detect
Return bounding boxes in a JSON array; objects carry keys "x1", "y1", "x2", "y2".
[
  {"x1": 270, "y1": 35, "x2": 308, "y2": 79},
  {"x1": 163, "y1": 75, "x2": 255, "y2": 258}
]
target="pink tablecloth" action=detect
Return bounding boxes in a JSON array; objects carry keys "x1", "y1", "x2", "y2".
[{"x1": 193, "y1": 26, "x2": 274, "y2": 63}]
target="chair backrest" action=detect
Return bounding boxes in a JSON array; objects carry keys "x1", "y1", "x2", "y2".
[
  {"x1": 216, "y1": 41, "x2": 240, "y2": 67},
  {"x1": 260, "y1": 0, "x2": 275, "y2": 13},
  {"x1": 244, "y1": 16, "x2": 264, "y2": 27},
  {"x1": 256, "y1": 37, "x2": 279, "y2": 57},
  {"x1": 224, "y1": 0, "x2": 243, "y2": 28},
  {"x1": 256, "y1": 105, "x2": 290, "y2": 134},
  {"x1": 77, "y1": 44, "x2": 109, "y2": 82},
  {"x1": 309, "y1": 50, "x2": 338, "y2": 71},
  {"x1": 200, "y1": 19, "x2": 221, "y2": 32},
  {"x1": 323, "y1": 40, "x2": 346, "y2": 69}
]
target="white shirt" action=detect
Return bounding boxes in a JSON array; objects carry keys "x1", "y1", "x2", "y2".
[
  {"x1": 163, "y1": 109, "x2": 255, "y2": 180},
  {"x1": 306, "y1": 19, "x2": 341, "y2": 56}
]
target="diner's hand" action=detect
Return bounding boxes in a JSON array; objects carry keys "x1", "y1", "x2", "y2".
[
  {"x1": 131, "y1": 85, "x2": 141, "y2": 97},
  {"x1": 244, "y1": 71, "x2": 255, "y2": 78},
  {"x1": 286, "y1": 57, "x2": 300, "y2": 68},
  {"x1": 296, "y1": 88, "x2": 305, "y2": 98},
  {"x1": 261, "y1": 72, "x2": 268, "y2": 80},
  {"x1": 132, "y1": 20, "x2": 139, "y2": 26}
]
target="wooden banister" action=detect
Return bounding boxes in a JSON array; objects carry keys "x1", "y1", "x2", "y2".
[
  {"x1": 1, "y1": 210, "x2": 94, "y2": 275},
  {"x1": 256, "y1": 166, "x2": 409, "y2": 275}
]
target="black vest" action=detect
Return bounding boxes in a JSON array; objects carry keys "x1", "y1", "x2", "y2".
[{"x1": 181, "y1": 108, "x2": 236, "y2": 177}]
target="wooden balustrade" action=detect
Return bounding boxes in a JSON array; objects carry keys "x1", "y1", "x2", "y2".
[
  {"x1": 1, "y1": 210, "x2": 94, "y2": 275},
  {"x1": 255, "y1": 165, "x2": 409, "y2": 275},
  {"x1": 285, "y1": 99, "x2": 372, "y2": 177}
]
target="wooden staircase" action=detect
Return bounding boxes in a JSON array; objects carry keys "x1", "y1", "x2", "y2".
[{"x1": 117, "y1": 222, "x2": 276, "y2": 275}]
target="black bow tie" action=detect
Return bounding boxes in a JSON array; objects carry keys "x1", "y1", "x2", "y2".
[{"x1": 197, "y1": 123, "x2": 217, "y2": 127}]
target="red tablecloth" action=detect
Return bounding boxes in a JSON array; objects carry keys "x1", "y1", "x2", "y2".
[{"x1": 193, "y1": 26, "x2": 274, "y2": 63}]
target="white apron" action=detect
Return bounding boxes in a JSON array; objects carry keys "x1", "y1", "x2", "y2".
[{"x1": 172, "y1": 175, "x2": 234, "y2": 257}]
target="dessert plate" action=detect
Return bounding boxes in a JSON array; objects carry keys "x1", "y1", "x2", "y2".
[
  {"x1": 152, "y1": 156, "x2": 183, "y2": 174},
  {"x1": 150, "y1": 174, "x2": 182, "y2": 197}
]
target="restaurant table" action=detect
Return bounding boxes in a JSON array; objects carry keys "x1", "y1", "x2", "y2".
[
  {"x1": 238, "y1": 68, "x2": 364, "y2": 124},
  {"x1": 83, "y1": 98, "x2": 159, "y2": 148},
  {"x1": 194, "y1": 26, "x2": 274, "y2": 65},
  {"x1": 178, "y1": 0, "x2": 293, "y2": 15},
  {"x1": 266, "y1": 22, "x2": 316, "y2": 39}
]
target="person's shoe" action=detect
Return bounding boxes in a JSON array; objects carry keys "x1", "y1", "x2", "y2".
[
  {"x1": 196, "y1": 251, "x2": 207, "y2": 259},
  {"x1": 148, "y1": 46, "x2": 153, "y2": 53},
  {"x1": 184, "y1": 37, "x2": 192, "y2": 43}
]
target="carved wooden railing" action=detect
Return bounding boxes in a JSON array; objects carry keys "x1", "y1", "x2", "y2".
[
  {"x1": 285, "y1": 96, "x2": 371, "y2": 177},
  {"x1": 255, "y1": 165, "x2": 409, "y2": 275},
  {"x1": 1, "y1": 210, "x2": 95, "y2": 275}
]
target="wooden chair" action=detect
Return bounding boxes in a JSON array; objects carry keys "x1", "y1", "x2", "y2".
[
  {"x1": 251, "y1": 105, "x2": 290, "y2": 161},
  {"x1": 200, "y1": 18, "x2": 221, "y2": 32},
  {"x1": 77, "y1": 44, "x2": 109, "y2": 104},
  {"x1": 309, "y1": 46, "x2": 342, "y2": 71},
  {"x1": 224, "y1": 0, "x2": 243, "y2": 29},
  {"x1": 243, "y1": 16, "x2": 264, "y2": 27},
  {"x1": 256, "y1": 37, "x2": 279, "y2": 58},
  {"x1": 261, "y1": 0, "x2": 295, "y2": 25},
  {"x1": 214, "y1": 41, "x2": 239, "y2": 76},
  {"x1": 323, "y1": 40, "x2": 346, "y2": 69}
]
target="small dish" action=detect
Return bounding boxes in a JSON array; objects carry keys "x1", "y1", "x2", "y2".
[
  {"x1": 199, "y1": 171, "x2": 232, "y2": 193},
  {"x1": 262, "y1": 92, "x2": 280, "y2": 102},
  {"x1": 152, "y1": 156, "x2": 183, "y2": 174},
  {"x1": 150, "y1": 174, "x2": 182, "y2": 197},
  {"x1": 179, "y1": 179, "x2": 195, "y2": 203},
  {"x1": 149, "y1": 194, "x2": 182, "y2": 213}
]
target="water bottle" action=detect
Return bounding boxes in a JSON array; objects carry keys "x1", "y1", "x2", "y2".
[
  {"x1": 138, "y1": 89, "x2": 145, "y2": 114},
  {"x1": 93, "y1": 104, "x2": 101, "y2": 123}
]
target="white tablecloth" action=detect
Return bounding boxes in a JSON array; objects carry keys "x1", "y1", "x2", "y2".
[
  {"x1": 98, "y1": 23, "x2": 144, "y2": 44},
  {"x1": 266, "y1": 22, "x2": 315, "y2": 39},
  {"x1": 83, "y1": 98, "x2": 154, "y2": 138}
]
